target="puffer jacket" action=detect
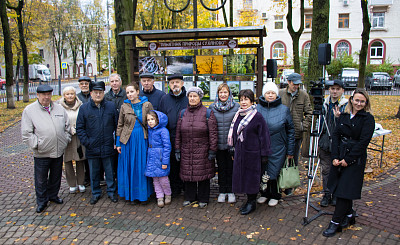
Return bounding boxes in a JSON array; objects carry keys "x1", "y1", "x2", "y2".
[
  {"x1": 104, "y1": 88, "x2": 127, "y2": 112},
  {"x1": 209, "y1": 101, "x2": 240, "y2": 150},
  {"x1": 145, "y1": 111, "x2": 171, "y2": 177},
  {"x1": 21, "y1": 100, "x2": 71, "y2": 158},
  {"x1": 257, "y1": 96, "x2": 295, "y2": 179},
  {"x1": 279, "y1": 88, "x2": 313, "y2": 139},
  {"x1": 58, "y1": 97, "x2": 86, "y2": 162},
  {"x1": 76, "y1": 98, "x2": 118, "y2": 159},
  {"x1": 175, "y1": 102, "x2": 218, "y2": 182}
]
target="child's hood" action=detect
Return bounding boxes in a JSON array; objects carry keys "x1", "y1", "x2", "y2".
[{"x1": 152, "y1": 110, "x2": 168, "y2": 129}]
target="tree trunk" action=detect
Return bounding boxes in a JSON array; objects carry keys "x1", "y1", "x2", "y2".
[
  {"x1": 307, "y1": 0, "x2": 330, "y2": 83},
  {"x1": 287, "y1": 0, "x2": 305, "y2": 73},
  {"x1": 0, "y1": 0, "x2": 15, "y2": 108},
  {"x1": 358, "y1": 0, "x2": 371, "y2": 88},
  {"x1": 396, "y1": 104, "x2": 400, "y2": 119},
  {"x1": 114, "y1": 0, "x2": 128, "y2": 83}
]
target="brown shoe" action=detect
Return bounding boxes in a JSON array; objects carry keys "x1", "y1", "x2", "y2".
[{"x1": 165, "y1": 195, "x2": 172, "y2": 205}]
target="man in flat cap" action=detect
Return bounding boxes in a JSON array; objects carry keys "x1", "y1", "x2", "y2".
[
  {"x1": 105, "y1": 73, "x2": 127, "y2": 113},
  {"x1": 139, "y1": 73, "x2": 165, "y2": 110},
  {"x1": 279, "y1": 73, "x2": 312, "y2": 195},
  {"x1": 159, "y1": 73, "x2": 188, "y2": 196},
  {"x1": 318, "y1": 79, "x2": 348, "y2": 207},
  {"x1": 76, "y1": 81, "x2": 119, "y2": 205},
  {"x1": 21, "y1": 84, "x2": 71, "y2": 213},
  {"x1": 77, "y1": 76, "x2": 92, "y2": 104}
]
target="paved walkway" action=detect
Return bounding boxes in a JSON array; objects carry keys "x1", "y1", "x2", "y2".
[{"x1": 0, "y1": 122, "x2": 399, "y2": 244}]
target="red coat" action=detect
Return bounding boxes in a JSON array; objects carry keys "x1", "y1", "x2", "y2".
[{"x1": 175, "y1": 103, "x2": 218, "y2": 182}]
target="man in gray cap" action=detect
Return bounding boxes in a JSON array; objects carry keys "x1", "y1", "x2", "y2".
[
  {"x1": 21, "y1": 84, "x2": 71, "y2": 213},
  {"x1": 77, "y1": 76, "x2": 92, "y2": 103},
  {"x1": 279, "y1": 72, "x2": 312, "y2": 192},
  {"x1": 76, "y1": 81, "x2": 119, "y2": 205},
  {"x1": 159, "y1": 73, "x2": 188, "y2": 196},
  {"x1": 318, "y1": 79, "x2": 348, "y2": 207},
  {"x1": 139, "y1": 73, "x2": 165, "y2": 110}
]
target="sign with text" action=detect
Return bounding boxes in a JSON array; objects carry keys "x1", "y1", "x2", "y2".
[{"x1": 148, "y1": 40, "x2": 238, "y2": 51}]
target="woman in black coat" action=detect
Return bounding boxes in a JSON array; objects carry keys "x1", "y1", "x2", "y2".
[{"x1": 323, "y1": 88, "x2": 375, "y2": 237}]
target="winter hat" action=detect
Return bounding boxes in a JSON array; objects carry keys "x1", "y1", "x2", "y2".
[
  {"x1": 262, "y1": 82, "x2": 279, "y2": 96},
  {"x1": 186, "y1": 86, "x2": 204, "y2": 99}
]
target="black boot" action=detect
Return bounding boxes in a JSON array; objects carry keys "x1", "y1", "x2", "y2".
[
  {"x1": 341, "y1": 211, "x2": 356, "y2": 228},
  {"x1": 331, "y1": 196, "x2": 337, "y2": 206},
  {"x1": 240, "y1": 200, "x2": 256, "y2": 215},
  {"x1": 322, "y1": 221, "x2": 342, "y2": 237},
  {"x1": 320, "y1": 194, "x2": 331, "y2": 207}
]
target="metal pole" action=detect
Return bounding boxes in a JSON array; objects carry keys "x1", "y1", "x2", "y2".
[{"x1": 106, "y1": 0, "x2": 112, "y2": 76}]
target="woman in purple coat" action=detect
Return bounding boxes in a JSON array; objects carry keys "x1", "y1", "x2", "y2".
[
  {"x1": 228, "y1": 89, "x2": 271, "y2": 215},
  {"x1": 175, "y1": 87, "x2": 218, "y2": 208}
]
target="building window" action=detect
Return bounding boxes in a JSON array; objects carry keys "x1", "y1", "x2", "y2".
[
  {"x1": 305, "y1": 14, "x2": 312, "y2": 29},
  {"x1": 338, "y1": 14, "x2": 349, "y2": 28},
  {"x1": 39, "y1": 49, "x2": 44, "y2": 58},
  {"x1": 372, "y1": 12, "x2": 385, "y2": 28},
  {"x1": 63, "y1": 49, "x2": 67, "y2": 59},
  {"x1": 272, "y1": 42, "x2": 285, "y2": 59},
  {"x1": 336, "y1": 41, "x2": 350, "y2": 58},
  {"x1": 87, "y1": 51, "x2": 91, "y2": 59},
  {"x1": 370, "y1": 41, "x2": 383, "y2": 58},
  {"x1": 303, "y1": 41, "x2": 311, "y2": 57},
  {"x1": 274, "y1": 15, "x2": 284, "y2": 29}
]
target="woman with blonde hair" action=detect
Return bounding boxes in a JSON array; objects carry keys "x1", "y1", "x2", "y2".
[{"x1": 323, "y1": 88, "x2": 375, "y2": 237}]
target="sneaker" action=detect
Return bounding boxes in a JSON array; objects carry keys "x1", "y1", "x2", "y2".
[
  {"x1": 217, "y1": 193, "x2": 227, "y2": 203},
  {"x1": 284, "y1": 188, "x2": 293, "y2": 196},
  {"x1": 320, "y1": 194, "x2": 331, "y2": 207},
  {"x1": 157, "y1": 198, "x2": 164, "y2": 208},
  {"x1": 183, "y1": 201, "x2": 191, "y2": 207},
  {"x1": 69, "y1": 187, "x2": 77, "y2": 193},
  {"x1": 257, "y1": 196, "x2": 268, "y2": 204},
  {"x1": 164, "y1": 195, "x2": 172, "y2": 205},
  {"x1": 199, "y1": 202, "x2": 208, "y2": 208},
  {"x1": 227, "y1": 193, "x2": 236, "y2": 203},
  {"x1": 78, "y1": 185, "x2": 85, "y2": 193},
  {"x1": 268, "y1": 199, "x2": 279, "y2": 207}
]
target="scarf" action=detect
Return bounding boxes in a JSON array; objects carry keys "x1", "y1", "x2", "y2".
[
  {"x1": 227, "y1": 105, "x2": 257, "y2": 146},
  {"x1": 213, "y1": 91, "x2": 235, "y2": 112}
]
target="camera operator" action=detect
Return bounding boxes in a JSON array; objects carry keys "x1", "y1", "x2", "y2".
[{"x1": 318, "y1": 80, "x2": 348, "y2": 207}]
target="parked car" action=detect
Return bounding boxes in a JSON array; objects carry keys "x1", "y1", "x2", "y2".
[
  {"x1": 365, "y1": 72, "x2": 393, "y2": 90},
  {"x1": 394, "y1": 69, "x2": 400, "y2": 87},
  {"x1": 339, "y1": 68, "x2": 359, "y2": 89},
  {"x1": 0, "y1": 78, "x2": 5, "y2": 90},
  {"x1": 279, "y1": 69, "x2": 295, "y2": 88}
]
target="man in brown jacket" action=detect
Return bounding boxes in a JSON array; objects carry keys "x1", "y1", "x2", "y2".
[{"x1": 279, "y1": 73, "x2": 312, "y2": 169}]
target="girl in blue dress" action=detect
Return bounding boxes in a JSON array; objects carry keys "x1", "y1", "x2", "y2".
[{"x1": 116, "y1": 82, "x2": 154, "y2": 202}]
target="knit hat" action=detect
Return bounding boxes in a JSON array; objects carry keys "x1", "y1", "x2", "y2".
[
  {"x1": 262, "y1": 82, "x2": 279, "y2": 96},
  {"x1": 186, "y1": 86, "x2": 204, "y2": 99}
]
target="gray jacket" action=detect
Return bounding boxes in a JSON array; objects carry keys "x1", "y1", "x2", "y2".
[
  {"x1": 21, "y1": 100, "x2": 71, "y2": 158},
  {"x1": 209, "y1": 101, "x2": 240, "y2": 150}
]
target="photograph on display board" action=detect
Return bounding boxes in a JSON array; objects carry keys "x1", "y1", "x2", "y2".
[
  {"x1": 227, "y1": 81, "x2": 240, "y2": 99},
  {"x1": 139, "y1": 56, "x2": 165, "y2": 74},
  {"x1": 209, "y1": 81, "x2": 223, "y2": 101},
  {"x1": 166, "y1": 56, "x2": 194, "y2": 75},
  {"x1": 195, "y1": 55, "x2": 224, "y2": 75},
  {"x1": 226, "y1": 54, "x2": 256, "y2": 74}
]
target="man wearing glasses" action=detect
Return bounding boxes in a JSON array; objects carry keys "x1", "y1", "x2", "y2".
[{"x1": 139, "y1": 73, "x2": 165, "y2": 110}]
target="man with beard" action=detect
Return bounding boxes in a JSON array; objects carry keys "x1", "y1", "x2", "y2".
[
  {"x1": 139, "y1": 73, "x2": 165, "y2": 110},
  {"x1": 159, "y1": 73, "x2": 189, "y2": 196},
  {"x1": 77, "y1": 76, "x2": 92, "y2": 104}
]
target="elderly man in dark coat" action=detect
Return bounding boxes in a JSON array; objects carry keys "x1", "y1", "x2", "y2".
[{"x1": 139, "y1": 73, "x2": 165, "y2": 110}]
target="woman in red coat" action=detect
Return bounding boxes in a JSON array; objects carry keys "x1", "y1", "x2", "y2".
[
  {"x1": 228, "y1": 89, "x2": 271, "y2": 215},
  {"x1": 175, "y1": 87, "x2": 218, "y2": 208}
]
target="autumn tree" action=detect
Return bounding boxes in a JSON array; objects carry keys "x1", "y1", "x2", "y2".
[
  {"x1": 286, "y1": 0, "x2": 304, "y2": 73},
  {"x1": 358, "y1": 0, "x2": 371, "y2": 88}
]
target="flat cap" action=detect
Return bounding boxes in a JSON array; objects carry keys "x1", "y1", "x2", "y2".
[
  {"x1": 37, "y1": 84, "x2": 53, "y2": 93},
  {"x1": 140, "y1": 73, "x2": 155, "y2": 79},
  {"x1": 332, "y1": 79, "x2": 345, "y2": 88},
  {"x1": 79, "y1": 76, "x2": 92, "y2": 82},
  {"x1": 167, "y1": 73, "x2": 183, "y2": 81},
  {"x1": 287, "y1": 73, "x2": 302, "y2": 84},
  {"x1": 90, "y1": 81, "x2": 105, "y2": 91}
]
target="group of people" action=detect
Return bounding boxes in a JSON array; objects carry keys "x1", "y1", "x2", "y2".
[{"x1": 21, "y1": 71, "x2": 375, "y2": 237}]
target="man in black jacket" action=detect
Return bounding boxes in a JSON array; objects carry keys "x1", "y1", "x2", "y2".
[
  {"x1": 159, "y1": 73, "x2": 188, "y2": 196},
  {"x1": 139, "y1": 73, "x2": 165, "y2": 110},
  {"x1": 105, "y1": 74, "x2": 127, "y2": 113},
  {"x1": 77, "y1": 76, "x2": 91, "y2": 103}
]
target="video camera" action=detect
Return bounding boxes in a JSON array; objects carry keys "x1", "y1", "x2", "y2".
[{"x1": 309, "y1": 78, "x2": 325, "y2": 114}]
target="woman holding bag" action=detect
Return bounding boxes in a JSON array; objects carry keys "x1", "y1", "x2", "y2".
[
  {"x1": 256, "y1": 82, "x2": 295, "y2": 206},
  {"x1": 228, "y1": 89, "x2": 271, "y2": 215},
  {"x1": 322, "y1": 88, "x2": 375, "y2": 237}
]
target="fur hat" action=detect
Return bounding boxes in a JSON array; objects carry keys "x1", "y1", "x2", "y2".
[
  {"x1": 262, "y1": 82, "x2": 279, "y2": 96},
  {"x1": 186, "y1": 86, "x2": 204, "y2": 99}
]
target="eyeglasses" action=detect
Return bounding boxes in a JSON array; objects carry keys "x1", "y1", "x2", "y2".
[{"x1": 353, "y1": 99, "x2": 366, "y2": 104}]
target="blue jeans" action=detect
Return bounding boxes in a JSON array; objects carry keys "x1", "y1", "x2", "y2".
[
  {"x1": 34, "y1": 156, "x2": 63, "y2": 206},
  {"x1": 88, "y1": 157, "x2": 116, "y2": 198}
]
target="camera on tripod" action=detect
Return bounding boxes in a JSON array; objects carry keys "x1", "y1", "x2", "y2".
[{"x1": 310, "y1": 78, "x2": 325, "y2": 115}]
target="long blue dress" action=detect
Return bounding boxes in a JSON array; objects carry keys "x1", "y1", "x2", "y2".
[{"x1": 117, "y1": 98, "x2": 153, "y2": 201}]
